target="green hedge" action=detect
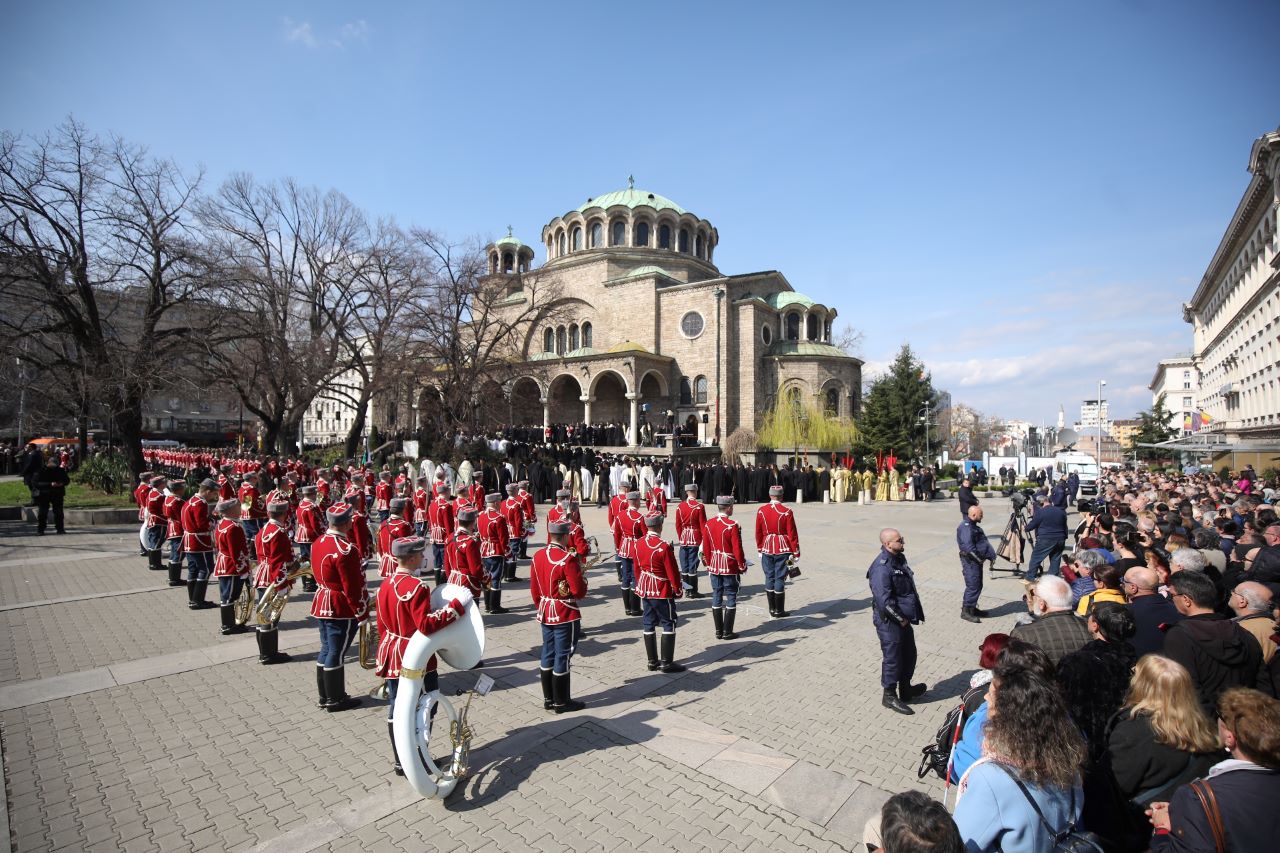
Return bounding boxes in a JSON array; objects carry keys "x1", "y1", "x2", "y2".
[{"x1": 72, "y1": 452, "x2": 133, "y2": 495}]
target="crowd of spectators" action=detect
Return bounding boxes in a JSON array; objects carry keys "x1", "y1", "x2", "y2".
[{"x1": 867, "y1": 464, "x2": 1280, "y2": 852}]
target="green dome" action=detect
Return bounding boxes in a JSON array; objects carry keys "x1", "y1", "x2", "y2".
[
  {"x1": 767, "y1": 291, "x2": 818, "y2": 309},
  {"x1": 494, "y1": 226, "x2": 526, "y2": 248},
  {"x1": 578, "y1": 187, "x2": 686, "y2": 215}
]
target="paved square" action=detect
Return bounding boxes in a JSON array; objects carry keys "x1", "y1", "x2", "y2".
[{"x1": 1, "y1": 495, "x2": 1032, "y2": 852}]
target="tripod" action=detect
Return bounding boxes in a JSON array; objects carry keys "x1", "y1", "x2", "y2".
[{"x1": 992, "y1": 506, "x2": 1030, "y2": 577}]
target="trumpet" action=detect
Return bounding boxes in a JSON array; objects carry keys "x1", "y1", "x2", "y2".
[
  {"x1": 785, "y1": 554, "x2": 802, "y2": 578},
  {"x1": 233, "y1": 580, "x2": 255, "y2": 627},
  {"x1": 255, "y1": 561, "x2": 312, "y2": 626},
  {"x1": 580, "y1": 536, "x2": 610, "y2": 570},
  {"x1": 358, "y1": 603, "x2": 380, "y2": 670}
]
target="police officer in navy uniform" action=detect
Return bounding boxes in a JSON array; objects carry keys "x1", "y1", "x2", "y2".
[
  {"x1": 867, "y1": 527, "x2": 926, "y2": 715},
  {"x1": 957, "y1": 505, "x2": 996, "y2": 623}
]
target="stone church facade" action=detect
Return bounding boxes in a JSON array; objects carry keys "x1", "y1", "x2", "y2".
[{"x1": 485, "y1": 183, "x2": 862, "y2": 445}]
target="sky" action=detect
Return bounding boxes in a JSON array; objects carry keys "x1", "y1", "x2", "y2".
[{"x1": 3, "y1": 1, "x2": 1277, "y2": 428}]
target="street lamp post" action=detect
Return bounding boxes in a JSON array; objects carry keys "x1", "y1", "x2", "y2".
[
  {"x1": 1098, "y1": 379, "x2": 1107, "y2": 466},
  {"x1": 917, "y1": 401, "x2": 933, "y2": 464}
]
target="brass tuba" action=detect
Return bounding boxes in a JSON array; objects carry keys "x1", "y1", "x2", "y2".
[
  {"x1": 393, "y1": 583, "x2": 485, "y2": 799},
  {"x1": 255, "y1": 561, "x2": 312, "y2": 626},
  {"x1": 358, "y1": 602, "x2": 380, "y2": 669},
  {"x1": 233, "y1": 580, "x2": 255, "y2": 626}
]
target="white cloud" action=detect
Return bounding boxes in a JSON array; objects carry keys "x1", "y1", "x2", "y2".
[{"x1": 283, "y1": 17, "x2": 370, "y2": 49}]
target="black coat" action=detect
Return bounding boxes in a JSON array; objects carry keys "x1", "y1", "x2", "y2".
[
  {"x1": 1106, "y1": 710, "x2": 1219, "y2": 803},
  {"x1": 1128, "y1": 593, "x2": 1183, "y2": 657},
  {"x1": 1163, "y1": 613, "x2": 1263, "y2": 712},
  {"x1": 958, "y1": 486, "x2": 979, "y2": 515},
  {"x1": 1151, "y1": 764, "x2": 1280, "y2": 853}
]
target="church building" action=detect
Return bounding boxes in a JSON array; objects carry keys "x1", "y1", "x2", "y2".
[{"x1": 486, "y1": 181, "x2": 862, "y2": 446}]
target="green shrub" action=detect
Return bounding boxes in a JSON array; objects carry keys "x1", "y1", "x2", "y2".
[
  {"x1": 940, "y1": 462, "x2": 961, "y2": 480},
  {"x1": 73, "y1": 452, "x2": 133, "y2": 495}
]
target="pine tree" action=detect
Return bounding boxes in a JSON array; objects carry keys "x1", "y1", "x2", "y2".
[
  {"x1": 857, "y1": 344, "x2": 936, "y2": 462},
  {"x1": 1133, "y1": 393, "x2": 1179, "y2": 462}
]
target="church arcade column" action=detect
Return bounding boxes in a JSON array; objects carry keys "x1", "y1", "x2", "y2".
[{"x1": 627, "y1": 392, "x2": 639, "y2": 446}]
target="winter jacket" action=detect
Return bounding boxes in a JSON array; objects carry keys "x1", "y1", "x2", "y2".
[{"x1": 1162, "y1": 613, "x2": 1262, "y2": 712}]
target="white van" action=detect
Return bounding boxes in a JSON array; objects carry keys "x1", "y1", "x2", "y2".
[{"x1": 1055, "y1": 451, "x2": 1100, "y2": 495}]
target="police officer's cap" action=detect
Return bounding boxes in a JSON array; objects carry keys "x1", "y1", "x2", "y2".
[
  {"x1": 457, "y1": 508, "x2": 478, "y2": 524},
  {"x1": 555, "y1": 488, "x2": 570, "y2": 498},
  {"x1": 626, "y1": 490, "x2": 641, "y2": 500},
  {"x1": 645, "y1": 514, "x2": 664, "y2": 529},
  {"x1": 547, "y1": 520, "x2": 572, "y2": 536},
  {"x1": 215, "y1": 498, "x2": 239, "y2": 514},
  {"x1": 326, "y1": 502, "x2": 354, "y2": 524},
  {"x1": 485, "y1": 492, "x2": 502, "y2": 504},
  {"x1": 390, "y1": 536, "x2": 427, "y2": 557},
  {"x1": 716, "y1": 495, "x2": 735, "y2": 507},
  {"x1": 389, "y1": 497, "x2": 408, "y2": 512},
  {"x1": 267, "y1": 501, "x2": 290, "y2": 515}
]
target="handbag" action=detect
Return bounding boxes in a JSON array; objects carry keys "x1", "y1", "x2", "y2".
[
  {"x1": 993, "y1": 764, "x2": 1106, "y2": 853},
  {"x1": 1189, "y1": 780, "x2": 1226, "y2": 853}
]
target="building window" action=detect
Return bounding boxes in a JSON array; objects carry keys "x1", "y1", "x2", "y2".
[
  {"x1": 569, "y1": 323, "x2": 580, "y2": 351},
  {"x1": 502, "y1": 252, "x2": 514, "y2": 273},
  {"x1": 806, "y1": 314, "x2": 818, "y2": 341},
  {"x1": 572, "y1": 226, "x2": 582, "y2": 251},
  {"x1": 785, "y1": 386, "x2": 802, "y2": 410},
  {"x1": 1183, "y1": 382, "x2": 1191, "y2": 389},
  {"x1": 634, "y1": 222, "x2": 650, "y2": 247},
  {"x1": 825, "y1": 388, "x2": 839, "y2": 416},
  {"x1": 786, "y1": 312, "x2": 800, "y2": 341},
  {"x1": 582, "y1": 322, "x2": 592, "y2": 348},
  {"x1": 695, "y1": 234, "x2": 704, "y2": 258},
  {"x1": 543, "y1": 328, "x2": 554, "y2": 353},
  {"x1": 695, "y1": 376, "x2": 708, "y2": 404},
  {"x1": 762, "y1": 324, "x2": 773, "y2": 345},
  {"x1": 557, "y1": 232, "x2": 566, "y2": 256},
  {"x1": 658, "y1": 224, "x2": 671, "y2": 249},
  {"x1": 590, "y1": 222, "x2": 602, "y2": 248},
  {"x1": 556, "y1": 326, "x2": 566, "y2": 355},
  {"x1": 1183, "y1": 396, "x2": 1192, "y2": 408},
  {"x1": 680, "y1": 311, "x2": 705, "y2": 339},
  {"x1": 611, "y1": 220, "x2": 625, "y2": 246},
  {"x1": 679, "y1": 377, "x2": 693, "y2": 405},
  {"x1": 678, "y1": 228, "x2": 689, "y2": 253}
]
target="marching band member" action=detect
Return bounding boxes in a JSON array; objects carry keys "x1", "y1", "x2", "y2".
[
  {"x1": 531, "y1": 521, "x2": 588, "y2": 713},
  {"x1": 517, "y1": 480, "x2": 536, "y2": 561},
  {"x1": 445, "y1": 508, "x2": 487, "y2": 601},
  {"x1": 216, "y1": 465, "x2": 235, "y2": 501},
  {"x1": 565, "y1": 500, "x2": 591, "y2": 561},
  {"x1": 702, "y1": 496, "x2": 747, "y2": 640},
  {"x1": 427, "y1": 483, "x2": 455, "y2": 585},
  {"x1": 374, "y1": 471, "x2": 394, "y2": 523},
  {"x1": 607, "y1": 478, "x2": 631, "y2": 535},
  {"x1": 431, "y1": 467, "x2": 449, "y2": 498},
  {"x1": 143, "y1": 475, "x2": 168, "y2": 572},
  {"x1": 181, "y1": 480, "x2": 219, "y2": 609},
  {"x1": 451, "y1": 486, "x2": 474, "y2": 519},
  {"x1": 466, "y1": 480, "x2": 485, "y2": 512},
  {"x1": 674, "y1": 483, "x2": 707, "y2": 599},
  {"x1": 633, "y1": 514, "x2": 686, "y2": 673},
  {"x1": 238, "y1": 471, "x2": 267, "y2": 557},
  {"x1": 645, "y1": 481, "x2": 667, "y2": 519},
  {"x1": 134, "y1": 472, "x2": 153, "y2": 557},
  {"x1": 213, "y1": 498, "x2": 251, "y2": 635},
  {"x1": 294, "y1": 485, "x2": 322, "y2": 592},
  {"x1": 163, "y1": 479, "x2": 187, "y2": 588},
  {"x1": 264, "y1": 476, "x2": 298, "y2": 529},
  {"x1": 376, "y1": 536, "x2": 469, "y2": 776},
  {"x1": 611, "y1": 491, "x2": 646, "y2": 616},
  {"x1": 545, "y1": 488, "x2": 572, "y2": 537},
  {"x1": 377, "y1": 498, "x2": 412, "y2": 578},
  {"x1": 345, "y1": 474, "x2": 374, "y2": 563},
  {"x1": 755, "y1": 484, "x2": 800, "y2": 618},
  {"x1": 310, "y1": 502, "x2": 367, "y2": 712},
  {"x1": 477, "y1": 492, "x2": 511, "y2": 614},
  {"x1": 501, "y1": 483, "x2": 526, "y2": 583},
  {"x1": 412, "y1": 476, "x2": 431, "y2": 539},
  {"x1": 252, "y1": 501, "x2": 294, "y2": 665}
]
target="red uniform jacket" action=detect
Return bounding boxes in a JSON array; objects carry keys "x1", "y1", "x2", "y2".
[
  {"x1": 567, "y1": 521, "x2": 591, "y2": 559},
  {"x1": 374, "y1": 573, "x2": 463, "y2": 678},
  {"x1": 501, "y1": 498, "x2": 526, "y2": 539},
  {"x1": 376, "y1": 515, "x2": 412, "y2": 578},
  {"x1": 264, "y1": 488, "x2": 296, "y2": 526},
  {"x1": 612, "y1": 506, "x2": 645, "y2": 558},
  {"x1": 530, "y1": 543, "x2": 587, "y2": 625},
  {"x1": 238, "y1": 483, "x2": 267, "y2": 520},
  {"x1": 412, "y1": 488, "x2": 430, "y2": 524},
  {"x1": 427, "y1": 497, "x2": 454, "y2": 545},
  {"x1": 445, "y1": 529, "x2": 486, "y2": 593},
  {"x1": 374, "y1": 481, "x2": 393, "y2": 512},
  {"x1": 518, "y1": 490, "x2": 536, "y2": 532},
  {"x1": 217, "y1": 475, "x2": 235, "y2": 501},
  {"x1": 608, "y1": 492, "x2": 628, "y2": 532},
  {"x1": 180, "y1": 496, "x2": 214, "y2": 553},
  {"x1": 755, "y1": 502, "x2": 800, "y2": 555},
  {"x1": 309, "y1": 531, "x2": 368, "y2": 619},
  {"x1": 477, "y1": 508, "x2": 510, "y2": 559},
  {"x1": 467, "y1": 483, "x2": 485, "y2": 510},
  {"x1": 294, "y1": 499, "x2": 323, "y2": 545},
  {"x1": 134, "y1": 481, "x2": 150, "y2": 521},
  {"x1": 633, "y1": 532, "x2": 682, "y2": 599},
  {"x1": 545, "y1": 504, "x2": 570, "y2": 543},
  {"x1": 253, "y1": 519, "x2": 294, "y2": 587},
  {"x1": 452, "y1": 496, "x2": 474, "y2": 518},
  {"x1": 316, "y1": 478, "x2": 331, "y2": 508},
  {"x1": 164, "y1": 494, "x2": 186, "y2": 541},
  {"x1": 646, "y1": 487, "x2": 667, "y2": 518},
  {"x1": 145, "y1": 488, "x2": 166, "y2": 528},
  {"x1": 213, "y1": 518, "x2": 250, "y2": 577},
  {"x1": 702, "y1": 515, "x2": 747, "y2": 575},
  {"x1": 674, "y1": 498, "x2": 707, "y2": 547}
]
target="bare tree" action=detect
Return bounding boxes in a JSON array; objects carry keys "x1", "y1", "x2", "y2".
[
  {"x1": 831, "y1": 323, "x2": 866, "y2": 357},
  {"x1": 198, "y1": 175, "x2": 365, "y2": 454},
  {"x1": 408, "y1": 230, "x2": 565, "y2": 441},
  {"x1": 0, "y1": 119, "x2": 210, "y2": 472}
]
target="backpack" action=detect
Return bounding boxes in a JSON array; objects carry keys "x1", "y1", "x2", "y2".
[
  {"x1": 993, "y1": 763, "x2": 1106, "y2": 853},
  {"x1": 917, "y1": 683, "x2": 985, "y2": 780}
]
